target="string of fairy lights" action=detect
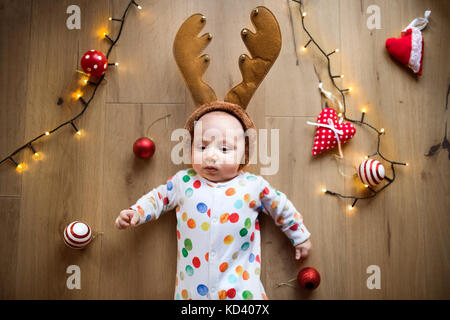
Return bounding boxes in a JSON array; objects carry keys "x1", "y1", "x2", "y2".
[
  {"x1": 2, "y1": 0, "x2": 407, "y2": 211},
  {"x1": 292, "y1": 0, "x2": 408, "y2": 210},
  {"x1": 0, "y1": 0, "x2": 142, "y2": 171}
]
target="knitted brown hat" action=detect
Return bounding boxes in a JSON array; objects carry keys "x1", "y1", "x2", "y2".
[
  {"x1": 184, "y1": 101, "x2": 257, "y2": 171},
  {"x1": 173, "y1": 6, "x2": 282, "y2": 170}
]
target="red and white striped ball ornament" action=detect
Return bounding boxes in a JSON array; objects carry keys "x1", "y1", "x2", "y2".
[
  {"x1": 63, "y1": 221, "x2": 92, "y2": 249},
  {"x1": 358, "y1": 159, "x2": 385, "y2": 187}
]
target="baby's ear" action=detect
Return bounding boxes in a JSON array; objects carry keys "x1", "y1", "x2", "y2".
[{"x1": 240, "y1": 148, "x2": 246, "y2": 163}]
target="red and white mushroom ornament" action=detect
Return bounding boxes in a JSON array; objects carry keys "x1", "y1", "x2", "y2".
[{"x1": 81, "y1": 50, "x2": 108, "y2": 78}]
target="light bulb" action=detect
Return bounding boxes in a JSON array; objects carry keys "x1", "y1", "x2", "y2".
[
  {"x1": 72, "y1": 90, "x2": 83, "y2": 100},
  {"x1": 34, "y1": 152, "x2": 40, "y2": 158},
  {"x1": 335, "y1": 48, "x2": 340, "y2": 53},
  {"x1": 137, "y1": 5, "x2": 142, "y2": 10},
  {"x1": 115, "y1": 62, "x2": 119, "y2": 66},
  {"x1": 108, "y1": 17, "x2": 112, "y2": 21},
  {"x1": 348, "y1": 205, "x2": 354, "y2": 211},
  {"x1": 321, "y1": 188, "x2": 327, "y2": 193},
  {"x1": 380, "y1": 128, "x2": 385, "y2": 133},
  {"x1": 362, "y1": 108, "x2": 367, "y2": 113},
  {"x1": 45, "y1": 131, "x2": 50, "y2": 135},
  {"x1": 364, "y1": 184, "x2": 369, "y2": 188},
  {"x1": 302, "y1": 12, "x2": 307, "y2": 17},
  {"x1": 340, "y1": 74, "x2": 344, "y2": 78},
  {"x1": 76, "y1": 131, "x2": 82, "y2": 136}
]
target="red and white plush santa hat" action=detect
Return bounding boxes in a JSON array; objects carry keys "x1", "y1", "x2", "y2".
[{"x1": 385, "y1": 10, "x2": 431, "y2": 75}]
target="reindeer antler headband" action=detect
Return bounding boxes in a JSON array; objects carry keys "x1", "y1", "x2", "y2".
[{"x1": 173, "y1": 6, "x2": 282, "y2": 169}]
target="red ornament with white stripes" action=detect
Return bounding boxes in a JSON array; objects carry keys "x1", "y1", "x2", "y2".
[
  {"x1": 358, "y1": 159, "x2": 385, "y2": 187},
  {"x1": 63, "y1": 221, "x2": 92, "y2": 249}
]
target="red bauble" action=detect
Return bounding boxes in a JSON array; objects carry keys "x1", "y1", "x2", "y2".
[
  {"x1": 133, "y1": 137, "x2": 155, "y2": 159},
  {"x1": 81, "y1": 50, "x2": 108, "y2": 77},
  {"x1": 297, "y1": 267, "x2": 321, "y2": 290}
]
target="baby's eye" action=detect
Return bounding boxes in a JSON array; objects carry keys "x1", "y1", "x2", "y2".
[
  {"x1": 222, "y1": 147, "x2": 230, "y2": 152},
  {"x1": 195, "y1": 145, "x2": 205, "y2": 151}
]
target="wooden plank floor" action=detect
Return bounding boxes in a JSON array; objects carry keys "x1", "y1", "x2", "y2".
[{"x1": 0, "y1": 0, "x2": 449, "y2": 299}]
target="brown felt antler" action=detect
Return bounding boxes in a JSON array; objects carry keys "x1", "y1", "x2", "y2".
[
  {"x1": 173, "y1": 7, "x2": 281, "y2": 109},
  {"x1": 224, "y1": 6, "x2": 282, "y2": 108},
  {"x1": 173, "y1": 14, "x2": 217, "y2": 107}
]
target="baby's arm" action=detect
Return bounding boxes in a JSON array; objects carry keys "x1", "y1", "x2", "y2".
[
  {"x1": 259, "y1": 176, "x2": 311, "y2": 256},
  {"x1": 115, "y1": 173, "x2": 179, "y2": 229}
]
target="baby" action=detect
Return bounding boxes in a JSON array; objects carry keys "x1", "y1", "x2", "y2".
[
  {"x1": 115, "y1": 107, "x2": 312, "y2": 300},
  {"x1": 116, "y1": 6, "x2": 311, "y2": 300}
]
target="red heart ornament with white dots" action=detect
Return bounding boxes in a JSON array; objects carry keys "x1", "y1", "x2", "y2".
[{"x1": 311, "y1": 107, "x2": 356, "y2": 156}]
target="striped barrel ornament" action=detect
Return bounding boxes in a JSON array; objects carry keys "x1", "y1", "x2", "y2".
[
  {"x1": 63, "y1": 221, "x2": 92, "y2": 249},
  {"x1": 358, "y1": 159, "x2": 385, "y2": 187}
]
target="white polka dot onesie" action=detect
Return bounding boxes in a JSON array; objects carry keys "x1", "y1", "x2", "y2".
[{"x1": 130, "y1": 168, "x2": 311, "y2": 300}]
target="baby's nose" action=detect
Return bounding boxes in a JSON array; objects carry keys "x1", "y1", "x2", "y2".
[{"x1": 205, "y1": 147, "x2": 218, "y2": 162}]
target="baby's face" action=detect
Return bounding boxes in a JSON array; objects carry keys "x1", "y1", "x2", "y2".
[{"x1": 191, "y1": 111, "x2": 245, "y2": 182}]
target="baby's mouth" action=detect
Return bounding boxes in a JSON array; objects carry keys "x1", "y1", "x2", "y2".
[{"x1": 204, "y1": 166, "x2": 218, "y2": 173}]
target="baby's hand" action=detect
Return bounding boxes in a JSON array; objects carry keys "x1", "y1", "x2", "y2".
[
  {"x1": 115, "y1": 209, "x2": 140, "y2": 229},
  {"x1": 295, "y1": 239, "x2": 312, "y2": 260}
]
